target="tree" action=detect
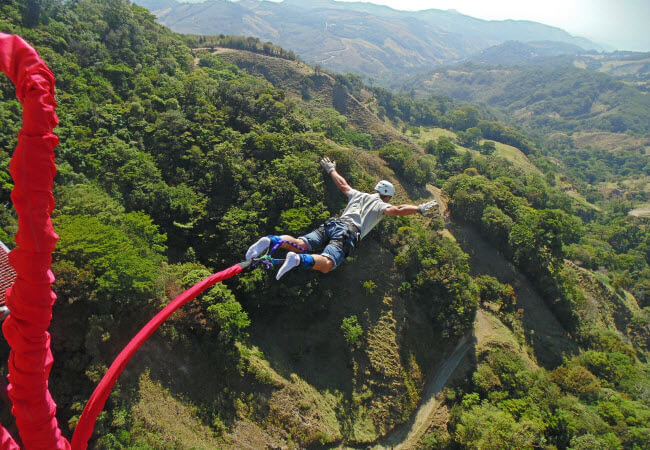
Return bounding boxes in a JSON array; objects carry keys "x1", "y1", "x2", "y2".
[
  {"x1": 457, "y1": 127, "x2": 482, "y2": 147},
  {"x1": 436, "y1": 136, "x2": 457, "y2": 160},
  {"x1": 551, "y1": 365, "x2": 601, "y2": 400},
  {"x1": 424, "y1": 139, "x2": 436, "y2": 155},
  {"x1": 480, "y1": 140, "x2": 496, "y2": 155},
  {"x1": 475, "y1": 275, "x2": 516, "y2": 312},
  {"x1": 22, "y1": 0, "x2": 43, "y2": 27},
  {"x1": 480, "y1": 206, "x2": 513, "y2": 250},
  {"x1": 207, "y1": 292, "x2": 250, "y2": 343},
  {"x1": 446, "y1": 106, "x2": 480, "y2": 131},
  {"x1": 53, "y1": 214, "x2": 164, "y2": 307}
]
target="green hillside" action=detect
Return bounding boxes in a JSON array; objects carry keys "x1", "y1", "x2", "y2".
[
  {"x1": 0, "y1": 1, "x2": 648, "y2": 448},
  {"x1": 396, "y1": 62, "x2": 650, "y2": 212},
  {"x1": 467, "y1": 42, "x2": 650, "y2": 84},
  {"x1": 397, "y1": 63, "x2": 650, "y2": 134}
]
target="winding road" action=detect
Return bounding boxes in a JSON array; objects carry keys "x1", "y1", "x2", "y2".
[{"x1": 375, "y1": 334, "x2": 473, "y2": 449}]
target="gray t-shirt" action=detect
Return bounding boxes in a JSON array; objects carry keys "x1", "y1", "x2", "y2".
[{"x1": 340, "y1": 189, "x2": 390, "y2": 239}]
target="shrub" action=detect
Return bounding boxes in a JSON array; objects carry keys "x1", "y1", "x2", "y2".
[
  {"x1": 551, "y1": 365, "x2": 601, "y2": 401},
  {"x1": 362, "y1": 280, "x2": 377, "y2": 295},
  {"x1": 341, "y1": 315, "x2": 363, "y2": 348}
]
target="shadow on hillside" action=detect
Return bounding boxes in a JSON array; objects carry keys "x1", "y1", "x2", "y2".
[
  {"x1": 246, "y1": 243, "x2": 399, "y2": 395},
  {"x1": 247, "y1": 297, "x2": 356, "y2": 395},
  {"x1": 401, "y1": 181, "x2": 433, "y2": 202},
  {"x1": 447, "y1": 221, "x2": 579, "y2": 368}
]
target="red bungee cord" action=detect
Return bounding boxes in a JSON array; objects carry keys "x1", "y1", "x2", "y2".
[{"x1": 0, "y1": 32, "x2": 69, "y2": 449}]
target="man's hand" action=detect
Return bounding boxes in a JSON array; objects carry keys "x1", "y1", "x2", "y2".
[
  {"x1": 320, "y1": 157, "x2": 336, "y2": 174},
  {"x1": 417, "y1": 200, "x2": 438, "y2": 215}
]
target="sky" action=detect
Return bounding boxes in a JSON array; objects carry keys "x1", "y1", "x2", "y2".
[{"x1": 332, "y1": 0, "x2": 650, "y2": 51}]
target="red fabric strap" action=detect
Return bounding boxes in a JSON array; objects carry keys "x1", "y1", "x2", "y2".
[{"x1": 71, "y1": 263, "x2": 244, "y2": 448}]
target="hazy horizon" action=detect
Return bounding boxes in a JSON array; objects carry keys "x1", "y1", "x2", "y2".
[
  {"x1": 174, "y1": 0, "x2": 650, "y2": 52},
  {"x1": 335, "y1": 0, "x2": 650, "y2": 52}
]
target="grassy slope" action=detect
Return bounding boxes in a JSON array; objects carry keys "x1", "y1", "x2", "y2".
[
  {"x1": 408, "y1": 126, "x2": 604, "y2": 210},
  {"x1": 128, "y1": 372, "x2": 223, "y2": 448},
  {"x1": 131, "y1": 244, "x2": 440, "y2": 447},
  {"x1": 407, "y1": 126, "x2": 541, "y2": 174},
  {"x1": 447, "y1": 220, "x2": 578, "y2": 368}
]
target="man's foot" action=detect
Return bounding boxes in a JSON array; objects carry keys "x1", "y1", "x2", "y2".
[
  {"x1": 246, "y1": 237, "x2": 271, "y2": 261},
  {"x1": 276, "y1": 252, "x2": 301, "y2": 280}
]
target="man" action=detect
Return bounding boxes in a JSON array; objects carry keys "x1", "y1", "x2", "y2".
[{"x1": 246, "y1": 157, "x2": 438, "y2": 279}]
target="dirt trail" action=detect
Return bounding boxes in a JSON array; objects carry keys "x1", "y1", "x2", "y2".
[
  {"x1": 374, "y1": 335, "x2": 473, "y2": 449},
  {"x1": 629, "y1": 206, "x2": 650, "y2": 218},
  {"x1": 318, "y1": 45, "x2": 347, "y2": 64}
]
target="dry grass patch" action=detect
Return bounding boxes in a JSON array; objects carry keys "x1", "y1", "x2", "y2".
[
  {"x1": 345, "y1": 296, "x2": 423, "y2": 443},
  {"x1": 571, "y1": 131, "x2": 649, "y2": 152},
  {"x1": 237, "y1": 344, "x2": 344, "y2": 446},
  {"x1": 267, "y1": 374, "x2": 343, "y2": 446},
  {"x1": 490, "y1": 141, "x2": 541, "y2": 175},
  {"x1": 566, "y1": 261, "x2": 642, "y2": 336},
  {"x1": 629, "y1": 205, "x2": 650, "y2": 218},
  {"x1": 410, "y1": 127, "x2": 456, "y2": 144},
  {"x1": 225, "y1": 419, "x2": 286, "y2": 449},
  {"x1": 130, "y1": 371, "x2": 222, "y2": 448},
  {"x1": 474, "y1": 310, "x2": 536, "y2": 370}
]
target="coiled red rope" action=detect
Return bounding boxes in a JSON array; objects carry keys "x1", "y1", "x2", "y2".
[{"x1": 0, "y1": 32, "x2": 69, "y2": 449}]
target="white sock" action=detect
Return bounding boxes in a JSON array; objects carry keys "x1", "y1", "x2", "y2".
[
  {"x1": 276, "y1": 252, "x2": 301, "y2": 280},
  {"x1": 246, "y1": 237, "x2": 271, "y2": 261}
]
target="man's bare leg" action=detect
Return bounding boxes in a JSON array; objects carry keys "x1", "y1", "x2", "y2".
[
  {"x1": 279, "y1": 235, "x2": 309, "y2": 251},
  {"x1": 279, "y1": 235, "x2": 334, "y2": 274},
  {"x1": 312, "y1": 254, "x2": 334, "y2": 273}
]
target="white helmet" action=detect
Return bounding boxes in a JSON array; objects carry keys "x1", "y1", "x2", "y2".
[{"x1": 374, "y1": 180, "x2": 395, "y2": 197}]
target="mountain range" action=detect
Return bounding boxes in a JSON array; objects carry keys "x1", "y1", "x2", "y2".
[{"x1": 133, "y1": 0, "x2": 604, "y2": 80}]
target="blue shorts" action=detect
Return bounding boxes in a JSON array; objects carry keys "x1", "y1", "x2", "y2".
[{"x1": 300, "y1": 219, "x2": 358, "y2": 269}]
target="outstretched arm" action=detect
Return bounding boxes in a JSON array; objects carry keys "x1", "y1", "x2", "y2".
[
  {"x1": 384, "y1": 200, "x2": 438, "y2": 217},
  {"x1": 384, "y1": 204, "x2": 419, "y2": 216},
  {"x1": 320, "y1": 157, "x2": 352, "y2": 196}
]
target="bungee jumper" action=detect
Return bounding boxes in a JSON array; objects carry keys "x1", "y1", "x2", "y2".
[{"x1": 246, "y1": 157, "x2": 438, "y2": 279}]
